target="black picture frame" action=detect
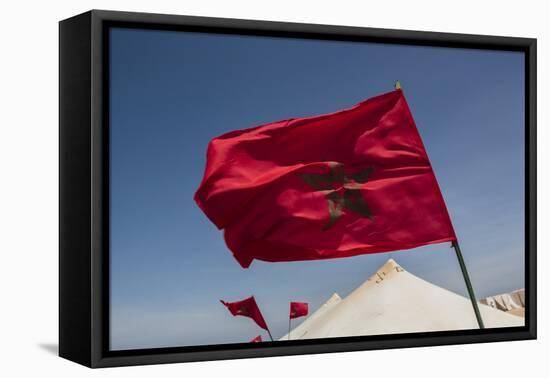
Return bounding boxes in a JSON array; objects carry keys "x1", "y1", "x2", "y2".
[{"x1": 59, "y1": 9, "x2": 537, "y2": 368}]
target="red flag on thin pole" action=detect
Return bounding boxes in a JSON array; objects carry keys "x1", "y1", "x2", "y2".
[
  {"x1": 288, "y1": 301, "x2": 309, "y2": 340},
  {"x1": 220, "y1": 296, "x2": 273, "y2": 340},
  {"x1": 196, "y1": 89, "x2": 456, "y2": 268},
  {"x1": 249, "y1": 335, "x2": 262, "y2": 343}
]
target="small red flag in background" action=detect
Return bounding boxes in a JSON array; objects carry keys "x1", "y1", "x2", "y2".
[
  {"x1": 220, "y1": 296, "x2": 269, "y2": 331},
  {"x1": 196, "y1": 89, "x2": 457, "y2": 268},
  {"x1": 290, "y1": 302, "x2": 308, "y2": 319},
  {"x1": 250, "y1": 335, "x2": 262, "y2": 343}
]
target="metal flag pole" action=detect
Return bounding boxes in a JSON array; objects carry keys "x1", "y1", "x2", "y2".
[
  {"x1": 288, "y1": 317, "x2": 291, "y2": 340},
  {"x1": 452, "y1": 241, "x2": 485, "y2": 329},
  {"x1": 392, "y1": 80, "x2": 482, "y2": 329},
  {"x1": 267, "y1": 329, "x2": 274, "y2": 342}
]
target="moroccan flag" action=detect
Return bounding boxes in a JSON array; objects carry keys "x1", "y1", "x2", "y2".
[
  {"x1": 220, "y1": 296, "x2": 269, "y2": 331},
  {"x1": 250, "y1": 335, "x2": 262, "y2": 343},
  {"x1": 196, "y1": 89, "x2": 457, "y2": 268},
  {"x1": 290, "y1": 302, "x2": 309, "y2": 319}
]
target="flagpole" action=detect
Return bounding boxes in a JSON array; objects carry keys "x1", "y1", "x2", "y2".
[
  {"x1": 452, "y1": 241, "x2": 485, "y2": 329},
  {"x1": 393, "y1": 81, "x2": 482, "y2": 328},
  {"x1": 266, "y1": 329, "x2": 274, "y2": 342},
  {"x1": 288, "y1": 318, "x2": 291, "y2": 340}
]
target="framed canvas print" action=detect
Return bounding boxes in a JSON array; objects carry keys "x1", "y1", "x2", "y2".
[{"x1": 59, "y1": 10, "x2": 536, "y2": 368}]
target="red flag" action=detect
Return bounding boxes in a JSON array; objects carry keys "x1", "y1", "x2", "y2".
[
  {"x1": 290, "y1": 302, "x2": 308, "y2": 319},
  {"x1": 220, "y1": 296, "x2": 269, "y2": 330},
  {"x1": 250, "y1": 335, "x2": 262, "y2": 343},
  {"x1": 196, "y1": 89, "x2": 456, "y2": 268}
]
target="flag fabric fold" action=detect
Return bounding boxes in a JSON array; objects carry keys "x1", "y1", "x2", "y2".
[
  {"x1": 220, "y1": 296, "x2": 269, "y2": 331},
  {"x1": 196, "y1": 89, "x2": 457, "y2": 268},
  {"x1": 249, "y1": 335, "x2": 262, "y2": 343},
  {"x1": 290, "y1": 302, "x2": 309, "y2": 319}
]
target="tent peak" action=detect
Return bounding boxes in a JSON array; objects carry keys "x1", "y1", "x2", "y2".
[
  {"x1": 386, "y1": 258, "x2": 397, "y2": 265},
  {"x1": 359, "y1": 258, "x2": 406, "y2": 288},
  {"x1": 378, "y1": 258, "x2": 404, "y2": 274}
]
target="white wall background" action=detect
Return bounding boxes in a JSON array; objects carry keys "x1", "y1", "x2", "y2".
[{"x1": 0, "y1": 0, "x2": 545, "y2": 376}]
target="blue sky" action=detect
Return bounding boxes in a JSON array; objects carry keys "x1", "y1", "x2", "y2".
[{"x1": 109, "y1": 27, "x2": 525, "y2": 350}]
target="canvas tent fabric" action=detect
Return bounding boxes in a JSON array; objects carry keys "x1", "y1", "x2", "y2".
[{"x1": 282, "y1": 259, "x2": 523, "y2": 340}]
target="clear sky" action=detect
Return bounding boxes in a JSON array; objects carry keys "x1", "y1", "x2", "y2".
[{"x1": 109, "y1": 27, "x2": 525, "y2": 350}]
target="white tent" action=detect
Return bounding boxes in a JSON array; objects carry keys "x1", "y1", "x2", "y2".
[{"x1": 282, "y1": 259, "x2": 523, "y2": 340}]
